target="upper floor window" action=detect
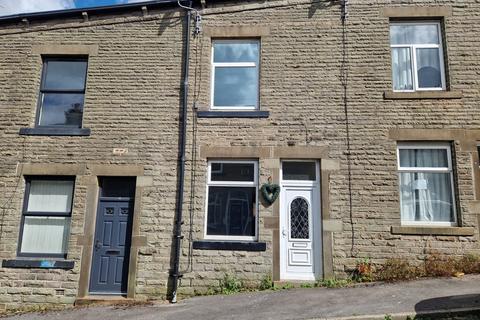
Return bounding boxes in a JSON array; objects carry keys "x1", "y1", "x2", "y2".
[
  {"x1": 390, "y1": 22, "x2": 446, "y2": 92},
  {"x1": 211, "y1": 40, "x2": 260, "y2": 110},
  {"x1": 18, "y1": 177, "x2": 75, "y2": 258},
  {"x1": 397, "y1": 143, "x2": 456, "y2": 226},
  {"x1": 37, "y1": 58, "x2": 88, "y2": 128}
]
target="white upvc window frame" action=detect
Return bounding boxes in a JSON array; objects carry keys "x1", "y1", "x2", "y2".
[
  {"x1": 390, "y1": 21, "x2": 446, "y2": 92},
  {"x1": 279, "y1": 160, "x2": 320, "y2": 187},
  {"x1": 204, "y1": 160, "x2": 259, "y2": 241},
  {"x1": 397, "y1": 142, "x2": 457, "y2": 227},
  {"x1": 210, "y1": 39, "x2": 260, "y2": 111}
]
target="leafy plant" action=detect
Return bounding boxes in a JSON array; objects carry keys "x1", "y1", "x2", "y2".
[
  {"x1": 300, "y1": 283, "x2": 314, "y2": 288},
  {"x1": 353, "y1": 257, "x2": 374, "y2": 282},
  {"x1": 424, "y1": 253, "x2": 456, "y2": 277},
  {"x1": 318, "y1": 278, "x2": 351, "y2": 288},
  {"x1": 280, "y1": 283, "x2": 294, "y2": 290},
  {"x1": 259, "y1": 274, "x2": 274, "y2": 291},
  {"x1": 455, "y1": 254, "x2": 480, "y2": 274},
  {"x1": 384, "y1": 315, "x2": 392, "y2": 320},
  {"x1": 219, "y1": 273, "x2": 243, "y2": 295},
  {"x1": 375, "y1": 258, "x2": 423, "y2": 282}
]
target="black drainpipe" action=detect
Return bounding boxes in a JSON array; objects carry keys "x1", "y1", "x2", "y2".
[{"x1": 170, "y1": 2, "x2": 191, "y2": 304}]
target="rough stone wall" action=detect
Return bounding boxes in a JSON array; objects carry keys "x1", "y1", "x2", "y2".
[
  {"x1": 180, "y1": 0, "x2": 345, "y2": 294},
  {"x1": 0, "y1": 9, "x2": 185, "y2": 310},
  {"x1": 0, "y1": 0, "x2": 479, "y2": 310},
  {"x1": 180, "y1": 0, "x2": 480, "y2": 292}
]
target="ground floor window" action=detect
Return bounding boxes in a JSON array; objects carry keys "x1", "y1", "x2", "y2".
[
  {"x1": 397, "y1": 143, "x2": 456, "y2": 226},
  {"x1": 18, "y1": 177, "x2": 75, "y2": 258},
  {"x1": 205, "y1": 160, "x2": 258, "y2": 240}
]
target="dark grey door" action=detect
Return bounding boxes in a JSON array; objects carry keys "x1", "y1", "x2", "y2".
[{"x1": 89, "y1": 198, "x2": 134, "y2": 295}]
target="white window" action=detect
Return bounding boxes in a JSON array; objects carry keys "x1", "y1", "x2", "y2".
[
  {"x1": 397, "y1": 143, "x2": 456, "y2": 226},
  {"x1": 390, "y1": 21, "x2": 446, "y2": 92},
  {"x1": 211, "y1": 40, "x2": 260, "y2": 110},
  {"x1": 205, "y1": 160, "x2": 258, "y2": 240},
  {"x1": 18, "y1": 177, "x2": 74, "y2": 257}
]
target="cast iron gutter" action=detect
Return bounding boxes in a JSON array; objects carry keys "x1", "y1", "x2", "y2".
[
  {"x1": 0, "y1": 0, "x2": 177, "y2": 24},
  {"x1": 170, "y1": 1, "x2": 192, "y2": 304}
]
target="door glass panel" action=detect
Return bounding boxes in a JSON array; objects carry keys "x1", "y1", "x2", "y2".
[
  {"x1": 290, "y1": 197, "x2": 310, "y2": 239},
  {"x1": 99, "y1": 177, "x2": 136, "y2": 198},
  {"x1": 283, "y1": 162, "x2": 316, "y2": 180}
]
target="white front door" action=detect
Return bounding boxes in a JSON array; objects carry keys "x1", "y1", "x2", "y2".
[{"x1": 280, "y1": 161, "x2": 322, "y2": 281}]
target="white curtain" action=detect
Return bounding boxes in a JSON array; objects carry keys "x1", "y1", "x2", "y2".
[
  {"x1": 399, "y1": 149, "x2": 453, "y2": 223},
  {"x1": 27, "y1": 180, "x2": 73, "y2": 212},
  {"x1": 21, "y1": 216, "x2": 70, "y2": 254},
  {"x1": 392, "y1": 47, "x2": 413, "y2": 91}
]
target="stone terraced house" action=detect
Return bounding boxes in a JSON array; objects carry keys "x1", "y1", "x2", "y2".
[{"x1": 0, "y1": 0, "x2": 480, "y2": 310}]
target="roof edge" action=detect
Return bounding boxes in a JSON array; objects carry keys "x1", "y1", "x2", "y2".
[{"x1": 0, "y1": 0, "x2": 182, "y2": 24}]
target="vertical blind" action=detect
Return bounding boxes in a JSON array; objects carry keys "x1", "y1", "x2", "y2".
[
  {"x1": 21, "y1": 216, "x2": 70, "y2": 254},
  {"x1": 21, "y1": 179, "x2": 73, "y2": 255}
]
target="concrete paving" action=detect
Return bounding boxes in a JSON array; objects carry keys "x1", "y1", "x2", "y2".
[{"x1": 5, "y1": 275, "x2": 480, "y2": 320}]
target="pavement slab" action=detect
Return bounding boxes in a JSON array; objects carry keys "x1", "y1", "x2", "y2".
[{"x1": 4, "y1": 275, "x2": 480, "y2": 320}]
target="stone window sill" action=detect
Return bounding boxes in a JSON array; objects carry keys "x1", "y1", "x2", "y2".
[
  {"x1": 192, "y1": 240, "x2": 267, "y2": 251},
  {"x1": 196, "y1": 111, "x2": 269, "y2": 118},
  {"x1": 19, "y1": 127, "x2": 91, "y2": 136},
  {"x1": 391, "y1": 226, "x2": 475, "y2": 236},
  {"x1": 383, "y1": 91, "x2": 463, "y2": 100},
  {"x1": 2, "y1": 259, "x2": 75, "y2": 269}
]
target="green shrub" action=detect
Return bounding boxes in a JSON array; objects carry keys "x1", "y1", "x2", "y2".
[
  {"x1": 259, "y1": 274, "x2": 274, "y2": 291},
  {"x1": 219, "y1": 273, "x2": 243, "y2": 295}
]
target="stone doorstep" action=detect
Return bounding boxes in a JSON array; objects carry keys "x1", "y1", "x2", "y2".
[
  {"x1": 317, "y1": 306, "x2": 480, "y2": 320},
  {"x1": 74, "y1": 296, "x2": 136, "y2": 307}
]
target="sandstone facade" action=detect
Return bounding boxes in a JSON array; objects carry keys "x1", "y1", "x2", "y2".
[{"x1": 0, "y1": 0, "x2": 479, "y2": 310}]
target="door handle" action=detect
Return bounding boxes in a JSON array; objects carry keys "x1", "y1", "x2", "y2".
[
  {"x1": 95, "y1": 240, "x2": 101, "y2": 250},
  {"x1": 105, "y1": 249, "x2": 121, "y2": 255},
  {"x1": 282, "y1": 229, "x2": 288, "y2": 238}
]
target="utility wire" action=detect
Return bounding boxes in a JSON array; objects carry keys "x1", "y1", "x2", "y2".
[{"x1": 341, "y1": 0, "x2": 356, "y2": 257}]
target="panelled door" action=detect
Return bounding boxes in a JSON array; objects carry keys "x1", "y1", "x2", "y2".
[
  {"x1": 89, "y1": 178, "x2": 135, "y2": 295},
  {"x1": 280, "y1": 161, "x2": 322, "y2": 281}
]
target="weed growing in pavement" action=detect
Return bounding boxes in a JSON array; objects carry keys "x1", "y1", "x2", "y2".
[
  {"x1": 316, "y1": 278, "x2": 352, "y2": 288},
  {"x1": 280, "y1": 283, "x2": 294, "y2": 290}
]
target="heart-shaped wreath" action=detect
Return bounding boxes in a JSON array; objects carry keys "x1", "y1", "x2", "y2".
[{"x1": 260, "y1": 180, "x2": 280, "y2": 206}]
